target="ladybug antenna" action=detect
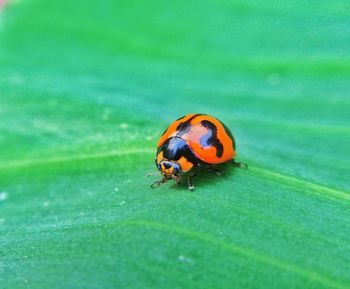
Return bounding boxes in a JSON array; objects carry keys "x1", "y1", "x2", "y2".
[{"x1": 146, "y1": 172, "x2": 160, "y2": 177}]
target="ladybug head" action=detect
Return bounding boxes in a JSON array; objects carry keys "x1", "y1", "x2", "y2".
[{"x1": 156, "y1": 160, "x2": 182, "y2": 181}]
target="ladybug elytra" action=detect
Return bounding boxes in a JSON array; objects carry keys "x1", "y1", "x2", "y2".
[{"x1": 151, "y1": 114, "x2": 247, "y2": 191}]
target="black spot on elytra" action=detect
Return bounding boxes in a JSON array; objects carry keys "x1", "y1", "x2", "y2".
[
  {"x1": 161, "y1": 114, "x2": 200, "y2": 137},
  {"x1": 176, "y1": 121, "x2": 191, "y2": 135},
  {"x1": 200, "y1": 120, "x2": 224, "y2": 157},
  {"x1": 176, "y1": 114, "x2": 201, "y2": 136}
]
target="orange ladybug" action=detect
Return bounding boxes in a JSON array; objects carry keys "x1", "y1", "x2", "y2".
[{"x1": 151, "y1": 114, "x2": 247, "y2": 191}]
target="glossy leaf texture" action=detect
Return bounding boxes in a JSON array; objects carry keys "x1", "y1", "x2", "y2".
[{"x1": 0, "y1": 1, "x2": 350, "y2": 288}]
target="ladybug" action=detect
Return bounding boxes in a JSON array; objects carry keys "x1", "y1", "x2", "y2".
[{"x1": 151, "y1": 114, "x2": 247, "y2": 191}]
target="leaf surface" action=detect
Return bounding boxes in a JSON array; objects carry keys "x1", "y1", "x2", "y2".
[{"x1": 1, "y1": 1, "x2": 350, "y2": 288}]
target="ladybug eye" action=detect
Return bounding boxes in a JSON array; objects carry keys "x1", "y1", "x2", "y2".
[
  {"x1": 173, "y1": 164, "x2": 181, "y2": 174},
  {"x1": 163, "y1": 162, "x2": 172, "y2": 169}
]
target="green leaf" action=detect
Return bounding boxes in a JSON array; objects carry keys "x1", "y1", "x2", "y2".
[{"x1": 1, "y1": 0, "x2": 349, "y2": 288}]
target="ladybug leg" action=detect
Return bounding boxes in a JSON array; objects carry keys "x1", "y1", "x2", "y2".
[
  {"x1": 187, "y1": 173, "x2": 197, "y2": 191},
  {"x1": 171, "y1": 174, "x2": 181, "y2": 186},
  {"x1": 205, "y1": 167, "x2": 222, "y2": 176},
  {"x1": 231, "y1": 160, "x2": 248, "y2": 169},
  {"x1": 151, "y1": 178, "x2": 167, "y2": 189}
]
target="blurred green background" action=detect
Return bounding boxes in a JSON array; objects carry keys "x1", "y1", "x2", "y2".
[{"x1": 0, "y1": 0, "x2": 349, "y2": 288}]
